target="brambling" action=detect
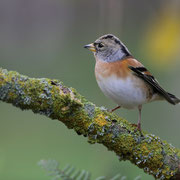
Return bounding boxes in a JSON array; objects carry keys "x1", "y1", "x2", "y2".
[{"x1": 84, "y1": 34, "x2": 180, "y2": 131}]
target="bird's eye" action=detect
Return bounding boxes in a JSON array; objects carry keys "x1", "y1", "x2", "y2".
[{"x1": 98, "y1": 43, "x2": 104, "y2": 48}]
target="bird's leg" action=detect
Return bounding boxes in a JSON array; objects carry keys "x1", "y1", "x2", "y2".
[
  {"x1": 109, "y1": 105, "x2": 121, "y2": 113},
  {"x1": 137, "y1": 105, "x2": 142, "y2": 131}
]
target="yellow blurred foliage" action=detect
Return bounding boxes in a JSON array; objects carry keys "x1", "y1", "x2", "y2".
[{"x1": 143, "y1": 6, "x2": 180, "y2": 68}]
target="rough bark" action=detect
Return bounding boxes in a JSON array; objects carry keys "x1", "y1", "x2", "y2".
[{"x1": 0, "y1": 67, "x2": 180, "y2": 180}]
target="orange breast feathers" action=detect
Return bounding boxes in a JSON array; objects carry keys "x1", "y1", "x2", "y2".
[{"x1": 95, "y1": 58, "x2": 143, "y2": 80}]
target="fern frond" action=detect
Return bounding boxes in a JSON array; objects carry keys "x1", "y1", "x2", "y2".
[
  {"x1": 76, "y1": 170, "x2": 87, "y2": 180},
  {"x1": 38, "y1": 159, "x2": 141, "y2": 180},
  {"x1": 71, "y1": 170, "x2": 81, "y2": 179},
  {"x1": 134, "y1": 175, "x2": 141, "y2": 180},
  {"x1": 120, "y1": 176, "x2": 126, "y2": 180},
  {"x1": 84, "y1": 171, "x2": 91, "y2": 180},
  {"x1": 110, "y1": 174, "x2": 121, "y2": 180}
]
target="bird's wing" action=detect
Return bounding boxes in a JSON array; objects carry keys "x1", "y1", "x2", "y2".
[{"x1": 128, "y1": 66, "x2": 177, "y2": 105}]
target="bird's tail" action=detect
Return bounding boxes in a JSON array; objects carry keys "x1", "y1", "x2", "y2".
[{"x1": 167, "y1": 92, "x2": 180, "y2": 105}]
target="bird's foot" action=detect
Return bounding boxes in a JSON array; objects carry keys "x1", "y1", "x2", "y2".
[
  {"x1": 137, "y1": 122, "x2": 141, "y2": 132},
  {"x1": 109, "y1": 105, "x2": 121, "y2": 113},
  {"x1": 132, "y1": 123, "x2": 143, "y2": 135}
]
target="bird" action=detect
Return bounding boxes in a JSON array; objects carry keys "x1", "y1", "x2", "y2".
[{"x1": 84, "y1": 34, "x2": 180, "y2": 131}]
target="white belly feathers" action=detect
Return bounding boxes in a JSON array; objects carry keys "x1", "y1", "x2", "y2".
[{"x1": 96, "y1": 75, "x2": 148, "y2": 109}]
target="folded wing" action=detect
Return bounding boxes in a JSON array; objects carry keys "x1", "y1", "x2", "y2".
[{"x1": 129, "y1": 66, "x2": 180, "y2": 105}]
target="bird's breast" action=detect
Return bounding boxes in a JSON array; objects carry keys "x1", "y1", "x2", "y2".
[{"x1": 95, "y1": 60, "x2": 152, "y2": 109}]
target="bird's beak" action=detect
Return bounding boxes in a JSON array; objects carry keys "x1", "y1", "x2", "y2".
[{"x1": 84, "y1": 43, "x2": 96, "y2": 52}]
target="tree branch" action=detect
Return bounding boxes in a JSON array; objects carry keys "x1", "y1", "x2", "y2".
[{"x1": 0, "y1": 67, "x2": 180, "y2": 180}]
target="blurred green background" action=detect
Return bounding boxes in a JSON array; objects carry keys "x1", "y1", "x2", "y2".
[{"x1": 0, "y1": 0, "x2": 180, "y2": 179}]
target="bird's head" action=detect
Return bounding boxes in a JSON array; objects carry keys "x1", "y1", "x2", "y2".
[{"x1": 84, "y1": 34, "x2": 131, "y2": 62}]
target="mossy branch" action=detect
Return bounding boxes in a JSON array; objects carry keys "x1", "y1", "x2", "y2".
[{"x1": 0, "y1": 67, "x2": 180, "y2": 180}]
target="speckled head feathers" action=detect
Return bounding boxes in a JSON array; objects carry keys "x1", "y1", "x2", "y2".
[
  {"x1": 96, "y1": 34, "x2": 121, "y2": 45},
  {"x1": 92, "y1": 34, "x2": 132, "y2": 62}
]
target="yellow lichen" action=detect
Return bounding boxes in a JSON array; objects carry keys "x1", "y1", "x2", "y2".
[
  {"x1": 94, "y1": 114, "x2": 107, "y2": 126},
  {"x1": 61, "y1": 106, "x2": 69, "y2": 111},
  {"x1": 8, "y1": 92, "x2": 17, "y2": 99}
]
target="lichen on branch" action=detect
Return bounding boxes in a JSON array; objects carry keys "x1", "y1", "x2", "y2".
[{"x1": 0, "y1": 67, "x2": 180, "y2": 180}]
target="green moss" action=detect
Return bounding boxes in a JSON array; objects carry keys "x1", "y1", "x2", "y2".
[{"x1": 0, "y1": 68, "x2": 180, "y2": 180}]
